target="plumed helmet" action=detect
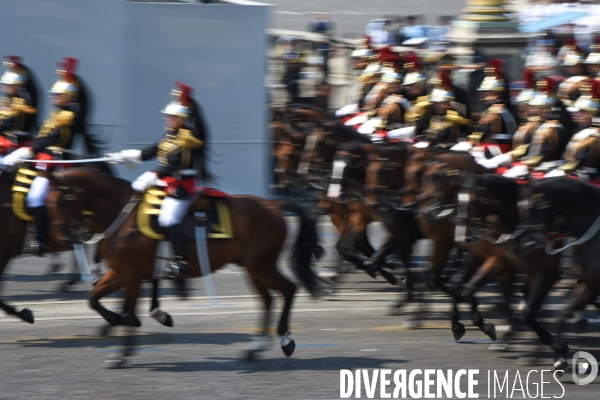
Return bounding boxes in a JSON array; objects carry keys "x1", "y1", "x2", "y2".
[
  {"x1": 429, "y1": 70, "x2": 454, "y2": 103},
  {"x1": 1, "y1": 56, "x2": 26, "y2": 86},
  {"x1": 50, "y1": 57, "x2": 79, "y2": 95},
  {"x1": 401, "y1": 52, "x2": 425, "y2": 86},
  {"x1": 515, "y1": 69, "x2": 537, "y2": 104},
  {"x1": 529, "y1": 76, "x2": 562, "y2": 107},
  {"x1": 162, "y1": 81, "x2": 192, "y2": 118},
  {"x1": 568, "y1": 80, "x2": 600, "y2": 114},
  {"x1": 477, "y1": 59, "x2": 506, "y2": 92},
  {"x1": 561, "y1": 38, "x2": 585, "y2": 66}
]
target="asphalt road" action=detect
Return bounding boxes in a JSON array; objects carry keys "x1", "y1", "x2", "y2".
[{"x1": 0, "y1": 218, "x2": 598, "y2": 399}]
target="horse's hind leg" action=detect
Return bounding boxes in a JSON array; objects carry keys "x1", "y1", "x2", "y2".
[
  {"x1": 149, "y1": 279, "x2": 173, "y2": 328},
  {"x1": 250, "y1": 265, "x2": 297, "y2": 358},
  {"x1": 244, "y1": 277, "x2": 273, "y2": 360}
]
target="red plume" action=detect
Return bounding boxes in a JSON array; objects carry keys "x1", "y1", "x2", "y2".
[
  {"x1": 565, "y1": 37, "x2": 583, "y2": 54},
  {"x1": 440, "y1": 70, "x2": 452, "y2": 90},
  {"x1": 523, "y1": 69, "x2": 536, "y2": 89},
  {"x1": 592, "y1": 79, "x2": 600, "y2": 101},
  {"x1": 6, "y1": 55, "x2": 21, "y2": 69},
  {"x1": 377, "y1": 46, "x2": 393, "y2": 63},
  {"x1": 595, "y1": 37, "x2": 600, "y2": 46},
  {"x1": 545, "y1": 76, "x2": 564, "y2": 95},
  {"x1": 489, "y1": 59, "x2": 504, "y2": 78},
  {"x1": 175, "y1": 81, "x2": 193, "y2": 107},
  {"x1": 62, "y1": 57, "x2": 78, "y2": 83}
]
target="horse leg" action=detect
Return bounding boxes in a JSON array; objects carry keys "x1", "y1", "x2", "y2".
[
  {"x1": 244, "y1": 277, "x2": 273, "y2": 360},
  {"x1": 0, "y1": 251, "x2": 34, "y2": 324},
  {"x1": 250, "y1": 265, "x2": 297, "y2": 358},
  {"x1": 149, "y1": 279, "x2": 173, "y2": 328},
  {"x1": 105, "y1": 280, "x2": 142, "y2": 368},
  {"x1": 521, "y1": 272, "x2": 568, "y2": 373},
  {"x1": 550, "y1": 282, "x2": 596, "y2": 375},
  {"x1": 88, "y1": 269, "x2": 126, "y2": 330}
]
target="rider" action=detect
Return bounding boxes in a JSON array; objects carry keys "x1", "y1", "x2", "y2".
[
  {"x1": 0, "y1": 56, "x2": 38, "y2": 156},
  {"x1": 547, "y1": 80, "x2": 600, "y2": 179},
  {"x1": 110, "y1": 82, "x2": 205, "y2": 279},
  {"x1": 418, "y1": 70, "x2": 471, "y2": 146},
  {"x1": 471, "y1": 60, "x2": 518, "y2": 147},
  {"x1": 3, "y1": 57, "x2": 86, "y2": 255}
]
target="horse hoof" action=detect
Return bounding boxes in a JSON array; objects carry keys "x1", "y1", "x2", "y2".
[
  {"x1": 121, "y1": 312, "x2": 142, "y2": 328},
  {"x1": 103, "y1": 356, "x2": 128, "y2": 369},
  {"x1": 18, "y1": 308, "x2": 34, "y2": 324},
  {"x1": 163, "y1": 314, "x2": 174, "y2": 328},
  {"x1": 281, "y1": 338, "x2": 296, "y2": 357},
  {"x1": 452, "y1": 323, "x2": 466, "y2": 342},
  {"x1": 488, "y1": 342, "x2": 508, "y2": 351},
  {"x1": 554, "y1": 359, "x2": 567, "y2": 376},
  {"x1": 484, "y1": 323, "x2": 497, "y2": 342}
]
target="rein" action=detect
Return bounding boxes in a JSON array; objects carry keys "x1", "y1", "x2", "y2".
[
  {"x1": 545, "y1": 213, "x2": 600, "y2": 255},
  {"x1": 21, "y1": 156, "x2": 112, "y2": 164}
]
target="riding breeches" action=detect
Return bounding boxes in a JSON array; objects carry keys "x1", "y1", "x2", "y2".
[
  {"x1": 26, "y1": 176, "x2": 50, "y2": 208},
  {"x1": 158, "y1": 195, "x2": 198, "y2": 228}
]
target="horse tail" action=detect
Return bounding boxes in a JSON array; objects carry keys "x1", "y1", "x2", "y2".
[{"x1": 280, "y1": 202, "x2": 322, "y2": 296}]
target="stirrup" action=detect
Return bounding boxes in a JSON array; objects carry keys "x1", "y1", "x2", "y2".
[{"x1": 168, "y1": 258, "x2": 190, "y2": 279}]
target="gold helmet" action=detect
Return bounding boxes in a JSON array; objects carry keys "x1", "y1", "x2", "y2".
[
  {"x1": 561, "y1": 38, "x2": 585, "y2": 66},
  {"x1": 429, "y1": 70, "x2": 454, "y2": 103},
  {"x1": 585, "y1": 37, "x2": 600, "y2": 65},
  {"x1": 477, "y1": 59, "x2": 506, "y2": 93},
  {"x1": 0, "y1": 56, "x2": 27, "y2": 86},
  {"x1": 50, "y1": 57, "x2": 78, "y2": 96},
  {"x1": 529, "y1": 76, "x2": 562, "y2": 107},
  {"x1": 161, "y1": 81, "x2": 192, "y2": 119},
  {"x1": 401, "y1": 53, "x2": 426, "y2": 86},
  {"x1": 568, "y1": 80, "x2": 600, "y2": 114},
  {"x1": 515, "y1": 69, "x2": 538, "y2": 104}
]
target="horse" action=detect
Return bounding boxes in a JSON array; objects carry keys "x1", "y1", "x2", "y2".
[
  {"x1": 517, "y1": 176, "x2": 600, "y2": 372},
  {"x1": 44, "y1": 168, "x2": 322, "y2": 367},
  {"x1": 0, "y1": 159, "x2": 113, "y2": 324},
  {"x1": 400, "y1": 148, "x2": 501, "y2": 341}
]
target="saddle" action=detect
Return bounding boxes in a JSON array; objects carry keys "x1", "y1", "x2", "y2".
[{"x1": 137, "y1": 186, "x2": 232, "y2": 241}]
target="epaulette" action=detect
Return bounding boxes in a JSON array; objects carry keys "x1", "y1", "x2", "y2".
[
  {"x1": 55, "y1": 110, "x2": 75, "y2": 127},
  {"x1": 175, "y1": 129, "x2": 204, "y2": 149},
  {"x1": 10, "y1": 97, "x2": 36, "y2": 115},
  {"x1": 445, "y1": 110, "x2": 470, "y2": 126}
]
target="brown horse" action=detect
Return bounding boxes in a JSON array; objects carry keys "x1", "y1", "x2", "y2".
[
  {"x1": 0, "y1": 165, "x2": 115, "y2": 325},
  {"x1": 402, "y1": 149, "x2": 503, "y2": 341},
  {"x1": 45, "y1": 168, "x2": 321, "y2": 367}
]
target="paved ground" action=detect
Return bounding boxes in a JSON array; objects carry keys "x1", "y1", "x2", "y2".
[{"x1": 0, "y1": 218, "x2": 598, "y2": 399}]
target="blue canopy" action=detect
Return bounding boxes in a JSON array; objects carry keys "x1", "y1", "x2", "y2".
[{"x1": 519, "y1": 12, "x2": 588, "y2": 34}]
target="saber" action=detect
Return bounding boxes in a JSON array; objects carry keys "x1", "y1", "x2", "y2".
[
  {"x1": 21, "y1": 157, "x2": 113, "y2": 164},
  {"x1": 194, "y1": 211, "x2": 219, "y2": 305}
]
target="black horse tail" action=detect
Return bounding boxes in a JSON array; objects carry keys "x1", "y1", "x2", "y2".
[
  {"x1": 73, "y1": 74, "x2": 108, "y2": 157},
  {"x1": 280, "y1": 202, "x2": 322, "y2": 296},
  {"x1": 188, "y1": 97, "x2": 217, "y2": 184}
]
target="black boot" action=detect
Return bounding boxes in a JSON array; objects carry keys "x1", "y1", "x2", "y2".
[
  {"x1": 165, "y1": 224, "x2": 190, "y2": 279},
  {"x1": 31, "y1": 206, "x2": 49, "y2": 257}
]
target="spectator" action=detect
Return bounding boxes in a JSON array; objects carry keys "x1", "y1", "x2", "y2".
[
  {"x1": 428, "y1": 16, "x2": 452, "y2": 51},
  {"x1": 309, "y1": 12, "x2": 334, "y2": 37},
  {"x1": 399, "y1": 15, "x2": 427, "y2": 43}
]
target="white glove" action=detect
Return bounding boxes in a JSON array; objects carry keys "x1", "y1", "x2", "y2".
[
  {"x1": 387, "y1": 126, "x2": 416, "y2": 139},
  {"x1": 336, "y1": 104, "x2": 359, "y2": 117},
  {"x1": 475, "y1": 152, "x2": 513, "y2": 170},
  {"x1": 544, "y1": 169, "x2": 566, "y2": 178},
  {"x1": 132, "y1": 171, "x2": 159, "y2": 192},
  {"x1": 503, "y1": 164, "x2": 529, "y2": 179},
  {"x1": 121, "y1": 149, "x2": 143, "y2": 163},
  {"x1": 3, "y1": 147, "x2": 33, "y2": 167},
  {"x1": 107, "y1": 152, "x2": 125, "y2": 164},
  {"x1": 450, "y1": 141, "x2": 473, "y2": 152}
]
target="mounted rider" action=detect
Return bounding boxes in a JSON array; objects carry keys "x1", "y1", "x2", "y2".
[
  {"x1": 110, "y1": 82, "x2": 206, "y2": 279},
  {"x1": 412, "y1": 70, "x2": 471, "y2": 146},
  {"x1": 3, "y1": 57, "x2": 90, "y2": 255},
  {"x1": 546, "y1": 80, "x2": 600, "y2": 180},
  {"x1": 0, "y1": 56, "x2": 39, "y2": 156},
  {"x1": 470, "y1": 60, "x2": 518, "y2": 149}
]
